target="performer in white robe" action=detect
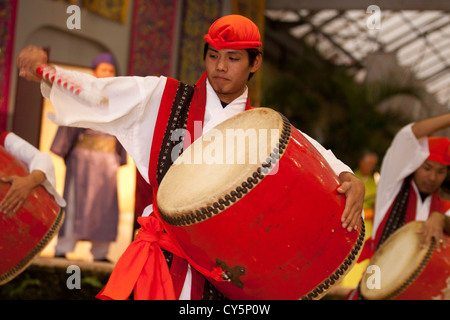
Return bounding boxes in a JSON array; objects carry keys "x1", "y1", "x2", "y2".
[
  {"x1": 347, "y1": 115, "x2": 450, "y2": 300},
  {"x1": 16, "y1": 15, "x2": 364, "y2": 300}
]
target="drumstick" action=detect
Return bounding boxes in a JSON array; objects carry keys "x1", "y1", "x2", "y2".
[{"x1": 33, "y1": 64, "x2": 109, "y2": 106}]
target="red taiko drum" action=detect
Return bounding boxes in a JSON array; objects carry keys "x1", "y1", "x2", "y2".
[
  {"x1": 157, "y1": 108, "x2": 364, "y2": 300},
  {"x1": 360, "y1": 220, "x2": 450, "y2": 300},
  {"x1": 0, "y1": 146, "x2": 64, "y2": 285}
]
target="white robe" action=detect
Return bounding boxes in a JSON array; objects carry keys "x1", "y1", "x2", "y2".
[{"x1": 41, "y1": 67, "x2": 354, "y2": 299}]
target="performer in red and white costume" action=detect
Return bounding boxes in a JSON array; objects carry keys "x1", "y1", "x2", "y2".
[
  {"x1": 347, "y1": 113, "x2": 450, "y2": 300},
  {"x1": 17, "y1": 15, "x2": 364, "y2": 300},
  {"x1": 0, "y1": 131, "x2": 65, "y2": 214}
]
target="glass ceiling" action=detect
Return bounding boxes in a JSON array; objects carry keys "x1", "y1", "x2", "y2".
[{"x1": 265, "y1": 8, "x2": 450, "y2": 108}]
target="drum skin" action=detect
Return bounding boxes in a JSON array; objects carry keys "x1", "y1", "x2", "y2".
[
  {"x1": 0, "y1": 146, "x2": 63, "y2": 285},
  {"x1": 158, "y1": 108, "x2": 364, "y2": 300},
  {"x1": 361, "y1": 221, "x2": 450, "y2": 300}
]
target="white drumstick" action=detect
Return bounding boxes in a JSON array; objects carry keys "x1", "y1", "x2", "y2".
[{"x1": 34, "y1": 64, "x2": 108, "y2": 106}]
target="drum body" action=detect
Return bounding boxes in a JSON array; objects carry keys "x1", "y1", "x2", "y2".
[
  {"x1": 157, "y1": 108, "x2": 364, "y2": 300},
  {"x1": 0, "y1": 146, "x2": 64, "y2": 285},
  {"x1": 360, "y1": 221, "x2": 450, "y2": 300}
]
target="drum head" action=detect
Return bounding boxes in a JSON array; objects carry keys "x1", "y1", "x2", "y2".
[
  {"x1": 157, "y1": 108, "x2": 286, "y2": 224},
  {"x1": 360, "y1": 221, "x2": 431, "y2": 299}
]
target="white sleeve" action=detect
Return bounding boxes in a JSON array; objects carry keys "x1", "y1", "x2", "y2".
[
  {"x1": 41, "y1": 66, "x2": 168, "y2": 182},
  {"x1": 375, "y1": 123, "x2": 429, "y2": 210},
  {"x1": 377, "y1": 123, "x2": 429, "y2": 191},
  {"x1": 4, "y1": 133, "x2": 66, "y2": 207},
  {"x1": 372, "y1": 123, "x2": 429, "y2": 236}
]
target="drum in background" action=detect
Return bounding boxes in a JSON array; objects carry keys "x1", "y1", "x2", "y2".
[
  {"x1": 157, "y1": 108, "x2": 364, "y2": 300},
  {"x1": 0, "y1": 146, "x2": 64, "y2": 285},
  {"x1": 360, "y1": 221, "x2": 450, "y2": 300}
]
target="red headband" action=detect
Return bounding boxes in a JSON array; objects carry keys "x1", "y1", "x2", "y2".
[
  {"x1": 427, "y1": 137, "x2": 450, "y2": 166},
  {"x1": 204, "y1": 15, "x2": 262, "y2": 50}
]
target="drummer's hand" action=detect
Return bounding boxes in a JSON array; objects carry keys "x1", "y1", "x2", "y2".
[
  {"x1": 417, "y1": 211, "x2": 446, "y2": 252},
  {"x1": 16, "y1": 45, "x2": 48, "y2": 82},
  {"x1": 0, "y1": 171, "x2": 46, "y2": 215},
  {"x1": 338, "y1": 172, "x2": 365, "y2": 232}
]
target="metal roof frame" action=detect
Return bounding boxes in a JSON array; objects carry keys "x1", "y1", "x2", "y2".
[{"x1": 264, "y1": 1, "x2": 450, "y2": 107}]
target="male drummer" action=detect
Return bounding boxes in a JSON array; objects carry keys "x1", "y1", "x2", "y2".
[
  {"x1": 16, "y1": 15, "x2": 364, "y2": 300},
  {"x1": 347, "y1": 113, "x2": 450, "y2": 300}
]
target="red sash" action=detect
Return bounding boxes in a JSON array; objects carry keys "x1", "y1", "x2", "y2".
[{"x1": 97, "y1": 73, "x2": 252, "y2": 300}]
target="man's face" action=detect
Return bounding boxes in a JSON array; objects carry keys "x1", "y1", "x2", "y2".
[
  {"x1": 413, "y1": 160, "x2": 448, "y2": 195},
  {"x1": 358, "y1": 154, "x2": 378, "y2": 176},
  {"x1": 93, "y1": 62, "x2": 115, "y2": 78},
  {"x1": 205, "y1": 46, "x2": 261, "y2": 104}
]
